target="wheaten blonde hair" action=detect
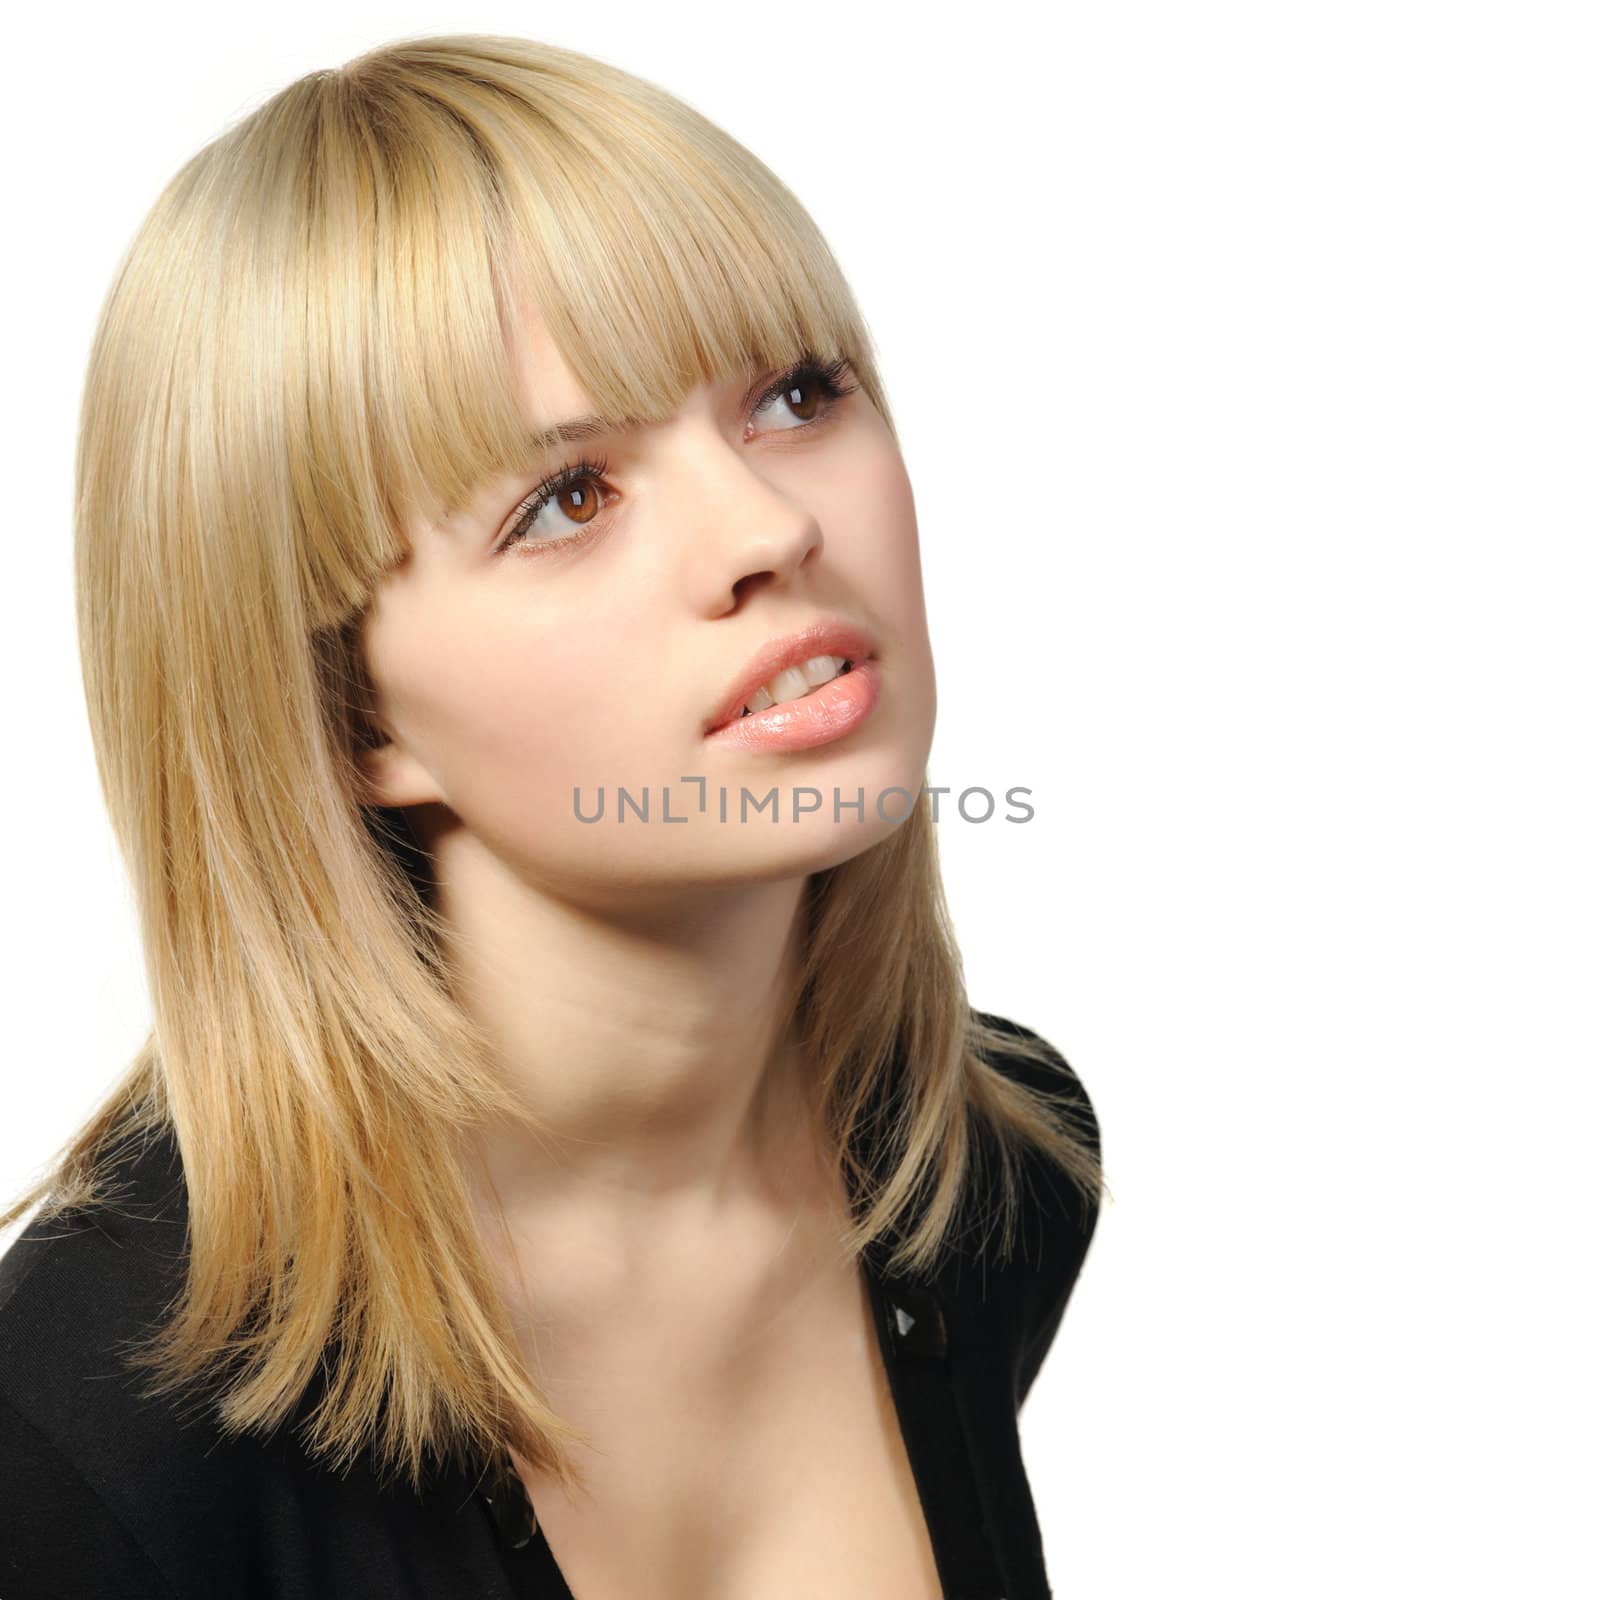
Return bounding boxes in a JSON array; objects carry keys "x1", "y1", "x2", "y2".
[{"x1": 3, "y1": 33, "x2": 1103, "y2": 1496}]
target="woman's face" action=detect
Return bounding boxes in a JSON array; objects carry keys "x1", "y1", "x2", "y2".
[{"x1": 357, "y1": 298, "x2": 937, "y2": 909}]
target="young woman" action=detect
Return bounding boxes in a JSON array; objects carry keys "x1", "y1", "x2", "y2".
[{"x1": 0, "y1": 33, "x2": 1104, "y2": 1600}]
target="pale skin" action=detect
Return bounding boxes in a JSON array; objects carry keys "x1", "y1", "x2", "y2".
[{"x1": 355, "y1": 295, "x2": 942, "y2": 1597}]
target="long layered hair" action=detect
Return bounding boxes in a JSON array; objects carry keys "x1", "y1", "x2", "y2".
[{"x1": 2, "y1": 33, "x2": 1103, "y2": 1496}]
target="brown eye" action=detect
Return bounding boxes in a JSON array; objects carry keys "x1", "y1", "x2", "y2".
[
  {"x1": 496, "y1": 456, "x2": 613, "y2": 558},
  {"x1": 556, "y1": 479, "x2": 602, "y2": 525},
  {"x1": 752, "y1": 356, "x2": 859, "y2": 435},
  {"x1": 779, "y1": 376, "x2": 824, "y2": 423}
]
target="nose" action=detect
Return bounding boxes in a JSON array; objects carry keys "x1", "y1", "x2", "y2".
[{"x1": 663, "y1": 416, "x2": 824, "y2": 610}]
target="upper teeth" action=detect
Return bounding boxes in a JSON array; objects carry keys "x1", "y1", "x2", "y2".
[{"x1": 743, "y1": 654, "x2": 850, "y2": 716}]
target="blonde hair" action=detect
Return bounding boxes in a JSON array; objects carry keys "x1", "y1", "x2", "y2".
[{"x1": 2, "y1": 33, "x2": 1103, "y2": 1497}]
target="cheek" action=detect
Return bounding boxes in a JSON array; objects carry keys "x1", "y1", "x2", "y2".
[
  {"x1": 837, "y1": 452, "x2": 937, "y2": 743},
  {"x1": 384, "y1": 606, "x2": 630, "y2": 809},
  {"x1": 831, "y1": 450, "x2": 929, "y2": 631}
]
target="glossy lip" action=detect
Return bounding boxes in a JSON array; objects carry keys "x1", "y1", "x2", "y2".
[
  {"x1": 702, "y1": 618, "x2": 879, "y2": 736},
  {"x1": 705, "y1": 656, "x2": 881, "y2": 754}
]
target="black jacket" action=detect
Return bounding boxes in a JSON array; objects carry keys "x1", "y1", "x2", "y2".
[{"x1": 0, "y1": 1015, "x2": 1099, "y2": 1600}]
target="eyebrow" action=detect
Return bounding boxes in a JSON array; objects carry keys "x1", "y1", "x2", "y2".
[{"x1": 522, "y1": 412, "x2": 639, "y2": 458}]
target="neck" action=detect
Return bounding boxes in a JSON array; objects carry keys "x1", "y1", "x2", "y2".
[{"x1": 429, "y1": 821, "x2": 827, "y2": 1239}]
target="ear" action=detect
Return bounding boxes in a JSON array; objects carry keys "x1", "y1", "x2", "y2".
[{"x1": 356, "y1": 733, "x2": 447, "y2": 811}]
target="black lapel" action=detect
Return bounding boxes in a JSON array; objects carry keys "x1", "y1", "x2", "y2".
[{"x1": 863, "y1": 1236, "x2": 1047, "y2": 1600}]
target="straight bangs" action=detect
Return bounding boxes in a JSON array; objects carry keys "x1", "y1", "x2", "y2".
[{"x1": 255, "y1": 35, "x2": 893, "y2": 635}]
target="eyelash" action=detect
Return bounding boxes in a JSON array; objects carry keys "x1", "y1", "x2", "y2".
[{"x1": 493, "y1": 355, "x2": 860, "y2": 559}]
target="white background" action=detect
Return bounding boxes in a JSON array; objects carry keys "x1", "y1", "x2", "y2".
[{"x1": 3, "y1": 4, "x2": 1595, "y2": 1595}]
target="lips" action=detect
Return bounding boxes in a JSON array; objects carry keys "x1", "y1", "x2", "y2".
[{"x1": 703, "y1": 618, "x2": 879, "y2": 736}]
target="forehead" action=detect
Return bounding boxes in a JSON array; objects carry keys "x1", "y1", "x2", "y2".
[
  {"x1": 502, "y1": 295, "x2": 601, "y2": 428},
  {"x1": 497, "y1": 286, "x2": 764, "y2": 462}
]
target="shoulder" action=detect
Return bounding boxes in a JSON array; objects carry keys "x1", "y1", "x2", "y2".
[
  {"x1": 965, "y1": 1009, "x2": 1102, "y2": 1407},
  {"x1": 0, "y1": 1122, "x2": 191, "y2": 1411},
  {"x1": 0, "y1": 1124, "x2": 520, "y2": 1598},
  {"x1": 0, "y1": 1125, "x2": 262, "y2": 1596},
  {"x1": 0, "y1": 1391, "x2": 179, "y2": 1599},
  {"x1": 0, "y1": 1120, "x2": 190, "y2": 1375},
  {"x1": 970, "y1": 1008, "x2": 1100, "y2": 1158}
]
